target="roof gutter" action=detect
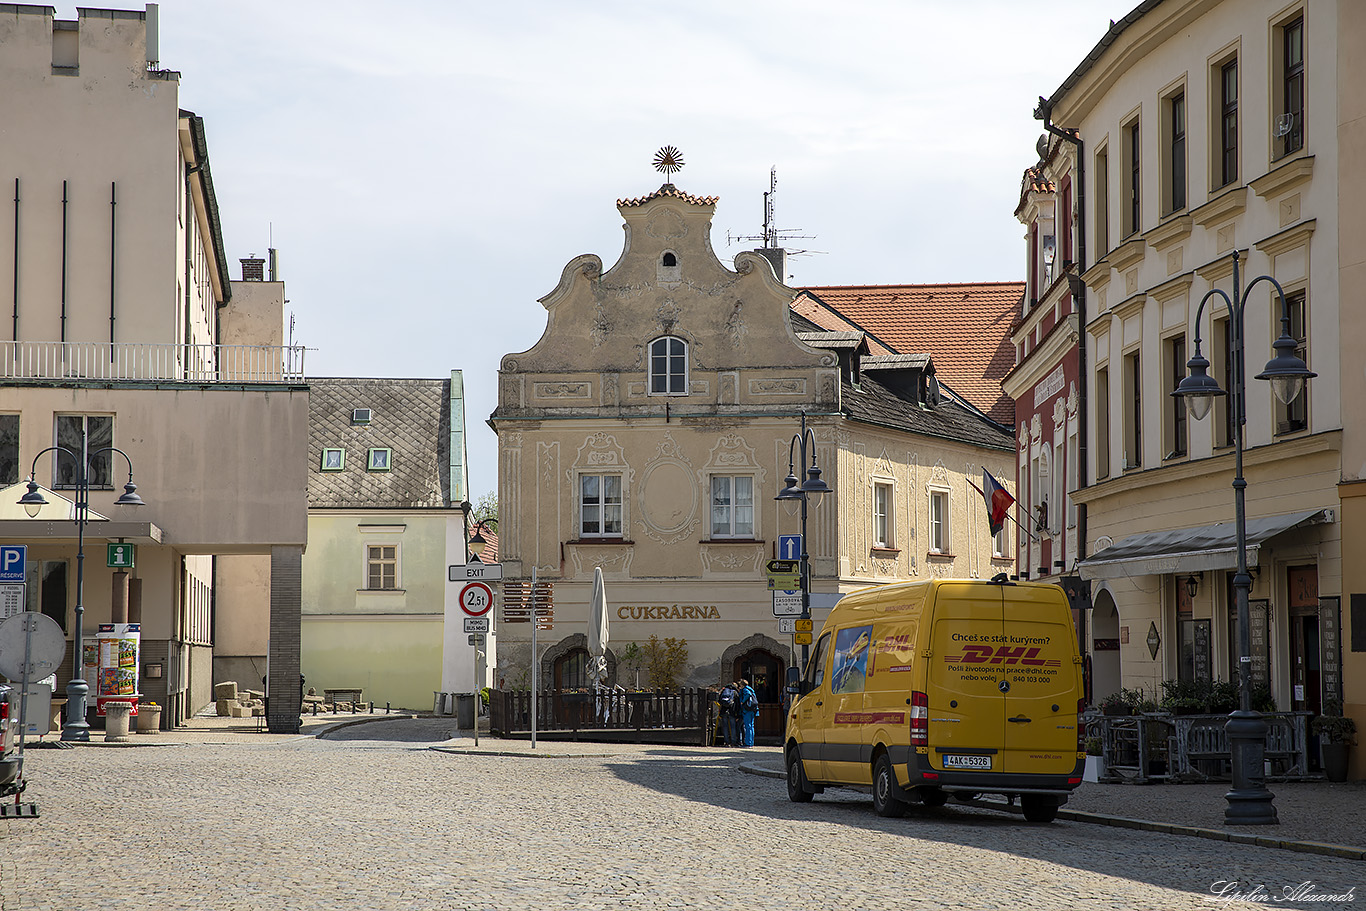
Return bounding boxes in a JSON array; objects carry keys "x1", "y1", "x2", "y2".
[
  {"x1": 1040, "y1": 0, "x2": 1167, "y2": 115},
  {"x1": 182, "y1": 111, "x2": 232, "y2": 305}
]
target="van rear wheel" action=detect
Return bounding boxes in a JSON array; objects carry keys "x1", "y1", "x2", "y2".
[
  {"x1": 872, "y1": 755, "x2": 906, "y2": 818},
  {"x1": 786, "y1": 749, "x2": 815, "y2": 803},
  {"x1": 1021, "y1": 795, "x2": 1059, "y2": 823}
]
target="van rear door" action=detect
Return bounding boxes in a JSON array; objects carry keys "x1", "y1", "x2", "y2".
[
  {"x1": 999, "y1": 588, "x2": 1080, "y2": 775},
  {"x1": 927, "y1": 583, "x2": 1005, "y2": 772}
]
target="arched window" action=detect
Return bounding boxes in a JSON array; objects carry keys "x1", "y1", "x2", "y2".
[
  {"x1": 649, "y1": 336, "x2": 688, "y2": 395},
  {"x1": 661, "y1": 252, "x2": 677, "y2": 267}
]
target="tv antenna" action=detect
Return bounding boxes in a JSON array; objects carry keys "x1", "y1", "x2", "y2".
[{"x1": 726, "y1": 167, "x2": 822, "y2": 257}]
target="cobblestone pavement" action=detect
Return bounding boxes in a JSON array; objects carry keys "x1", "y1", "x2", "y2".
[{"x1": 0, "y1": 718, "x2": 1361, "y2": 910}]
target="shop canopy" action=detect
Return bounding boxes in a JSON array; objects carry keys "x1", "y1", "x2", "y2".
[{"x1": 1077, "y1": 508, "x2": 1332, "y2": 581}]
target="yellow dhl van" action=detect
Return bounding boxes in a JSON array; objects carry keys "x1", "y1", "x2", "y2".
[{"x1": 785, "y1": 576, "x2": 1085, "y2": 822}]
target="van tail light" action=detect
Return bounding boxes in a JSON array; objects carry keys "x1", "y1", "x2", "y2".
[
  {"x1": 1076, "y1": 697, "x2": 1087, "y2": 752},
  {"x1": 909, "y1": 690, "x2": 929, "y2": 747}
]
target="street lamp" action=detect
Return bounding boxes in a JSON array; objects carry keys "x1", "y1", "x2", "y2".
[
  {"x1": 775, "y1": 412, "x2": 831, "y2": 670},
  {"x1": 17, "y1": 438, "x2": 144, "y2": 742},
  {"x1": 1172, "y1": 250, "x2": 1314, "y2": 826}
]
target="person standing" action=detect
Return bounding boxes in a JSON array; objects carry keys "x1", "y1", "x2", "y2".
[
  {"x1": 717, "y1": 682, "x2": 738, "y2": 746},
  {"x1": 738, "y1": 678, "x2": 759, "y2": 748}
]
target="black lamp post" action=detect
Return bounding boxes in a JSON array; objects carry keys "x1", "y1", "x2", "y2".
[
  {"x1": 1172, "y1": 250, "x2": 1314, "y2": 826},
  {"x1": 774, "y1": 412, "x2": 831, "y2": 670},
  {"x1": 17, "y1": 437, "x2": 144, "y2": 742}
]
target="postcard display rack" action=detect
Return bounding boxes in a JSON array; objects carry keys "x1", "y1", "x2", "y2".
[{"x1": 94, "y1": 622, "x2": 140, "y2": 716}]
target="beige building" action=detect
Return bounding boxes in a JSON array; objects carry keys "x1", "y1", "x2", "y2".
[
  {"x1": 1037, "y1": 0, "x2": 1365, "y2": 772},
  {"x1": 491, "y1": 177, "x2": 1015, "y2": 734},
  {"x1": 0, "y1": 6, "x2": 308, "y2": 732}
]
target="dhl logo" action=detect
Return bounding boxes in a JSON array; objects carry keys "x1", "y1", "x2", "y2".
[{"x1": 944, "y1": 645, "x2": 1061, "y2": 667}]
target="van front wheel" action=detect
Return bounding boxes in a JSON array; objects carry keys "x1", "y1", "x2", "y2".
[
  {"x1": 786, "y1": 750, "x2": 815, "y2": 803},
  {"x1": 872, "y1": 755, "x2": 906, "y2": 818},
  {"x1": 1021, "y1": 795, "x2": 1059, "y2": 823}
]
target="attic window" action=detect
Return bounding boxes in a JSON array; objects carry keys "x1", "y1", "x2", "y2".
[
  {"x1": 352, "y1": 408, "x2": 372, "y2": 424},
  {"x1": 662, "y1": 252, "x2": 677, "y2": 267}
]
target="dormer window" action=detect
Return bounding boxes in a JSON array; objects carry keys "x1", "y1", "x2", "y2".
[
  {"x1": 352, "y1": 408, "x2": 372, "y2": 424},
  {"x1": 648, "y1": 336, "x2": 688, "y2": 395}
]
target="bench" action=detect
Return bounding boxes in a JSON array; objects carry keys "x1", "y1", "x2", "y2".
[{"x1": 323, "y1": 688, "x2": 363, "y2": 706}]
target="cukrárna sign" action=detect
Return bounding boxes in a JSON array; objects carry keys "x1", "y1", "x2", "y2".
[{"x1": 617, "y1": 604, "x2": 721, "y2": 620}]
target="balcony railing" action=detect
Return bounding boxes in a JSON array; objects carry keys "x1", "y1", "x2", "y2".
[{"x1": 1, "y1": 341, "x2": 307, "y2": 383}]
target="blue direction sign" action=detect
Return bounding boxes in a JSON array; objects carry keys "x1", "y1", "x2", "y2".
[
  {"x1": 778, "y1": 535, "x2": 802, "y2": 561},
  {"x1": 0, "y1": 545, "x2": 26, "y2": 584}
]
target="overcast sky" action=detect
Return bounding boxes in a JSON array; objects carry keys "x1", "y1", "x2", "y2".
[{"x1": 118, "y1": 1, "x2": 1136, "y2": 502}]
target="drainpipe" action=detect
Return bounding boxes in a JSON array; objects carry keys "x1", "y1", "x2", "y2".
[
  {"x1": 1035, "y1": 98, "x2": 1088, "y2": 568},
  {"x1": 11, "y1": 178, "x2": 18, "y2": 342}
]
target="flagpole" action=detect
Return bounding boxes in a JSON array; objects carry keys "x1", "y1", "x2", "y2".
[{"x1": 967, "y1": 478, "x2": 1039, "y2": 543}]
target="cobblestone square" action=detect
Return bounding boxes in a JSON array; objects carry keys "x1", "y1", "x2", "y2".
[{"x1": 0, "y1": 720, "x2": 1360, "y2": 910}]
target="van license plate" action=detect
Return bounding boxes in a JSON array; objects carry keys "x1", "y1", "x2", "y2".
[{"x1": 943, "y1": 754, "x2": 991, "y2": 770}]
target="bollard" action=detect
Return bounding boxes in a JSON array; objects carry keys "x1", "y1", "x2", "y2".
[{"x1": 385, "y1": 702, "x2": 391, "y2": 714}]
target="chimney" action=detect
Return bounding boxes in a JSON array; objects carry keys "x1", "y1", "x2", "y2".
[
  {"x1": 240, "y1": 256, "x2": 265, "y2": 282},
  {"x1": 756, "y1": 247, "x2": 787, "y2": 282}
]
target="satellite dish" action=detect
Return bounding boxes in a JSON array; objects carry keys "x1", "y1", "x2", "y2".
[
  {"x1": 0, "y1": 612, "x2": 67, "y2": 684},
  {"x1": 1036, "y1": 135, "x2": 1050, "y2": 160},
  {"x1": 1273, "y1": 113, "x2": 1294, "y2": 138}
]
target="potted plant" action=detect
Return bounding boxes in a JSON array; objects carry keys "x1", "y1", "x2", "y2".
[
  {"x1": 1083, "y1": 735, "x2": 1104, "y2": 782},
  {"x1": 1311, "y1": 699, "x2": 1357, "y2": 782}
]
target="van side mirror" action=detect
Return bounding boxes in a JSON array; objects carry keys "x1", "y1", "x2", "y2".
[{"x1": 786, "y1": 666, "x2": 804, "y2": 696}]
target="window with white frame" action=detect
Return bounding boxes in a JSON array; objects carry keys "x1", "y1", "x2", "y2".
[
  {"x1": 928, "y1": 488, "x2": 950, "y2": 554},
  {"x1": 648, "y1": 336, "x2": 688, "y2": 395},
  {"x1": 54, "y1": 414, "x2": 113, "y2": 488},
  {"x1": 873, "y1": 481, "x2": 894, "y2": 548},
  {"x1": 710, "y1": 475, "x2": 754, "y2": 538},
  {"x1": 993, "y1": 522, "x2": 1009, "y2": 560},
  {"x1": 367, "y1": 544, "x2": 398, "y2": 590},
  {"x1": 580, "y1": 474, "x2": 623, "y2": 538}
]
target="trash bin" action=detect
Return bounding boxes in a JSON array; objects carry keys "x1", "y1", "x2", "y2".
[
  {"x1": 456, "y1": 694, "x2": 475, "y2": 730},
  {"x1": 433, "y1": 692, "x2": 446, "y2": 714}
]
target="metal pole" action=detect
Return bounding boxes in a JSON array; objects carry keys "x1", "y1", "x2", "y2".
[
  {"x1": 1223, "y1": 251, "x2": 1276, "y2": 825},
  {"x1": 62, "y1": 439, "x2": 90, "y2": 742},
  {"x1": 530, "y1": 565, "x2": 537, "y2": 750},
  {"x1": 473, "y1": 641, "x2": 480, "y2": 747},
  {"x1": 799, "y1": 454, "x2": 810, "y2": 672}
]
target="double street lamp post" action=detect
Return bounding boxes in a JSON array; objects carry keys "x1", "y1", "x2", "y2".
[
  {"x1": 1172, "y1": 250, "x2": 1314, "y2": 826},
  {"x1": 775, "y1": 412, "x2": 831, "y2": 671},
  {"x1": 18, "y1": 440, "x2": 144, "y2": 742}
]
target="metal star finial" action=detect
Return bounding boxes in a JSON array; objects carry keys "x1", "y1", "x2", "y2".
[{"x1": 653, "y1": 146, "x2": 684, "y2": 180}]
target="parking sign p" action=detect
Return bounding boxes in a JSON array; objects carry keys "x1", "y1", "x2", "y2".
[{"x1": 0, "y1": 545, "x2": 26, "y2": 583}]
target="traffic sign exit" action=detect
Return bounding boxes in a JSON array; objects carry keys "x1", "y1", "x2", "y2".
[
  {"x1": 778, "y1": 535, "x2": 802, "y2": 560},
  {"x1": 0, "y1": 545, "x2": 25, "y2": 584}
]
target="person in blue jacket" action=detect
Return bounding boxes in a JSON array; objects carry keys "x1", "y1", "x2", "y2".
[{"x1": 738, "y1": 678, "x2": 759, "y2": 748}]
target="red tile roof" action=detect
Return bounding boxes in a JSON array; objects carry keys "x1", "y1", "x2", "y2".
[
  {"x1": 793, "y1": 282, "x2": 1024, "y2": 426},
  {"x1": 617, "y1": 184, "x2": 719, "y2": 208}
]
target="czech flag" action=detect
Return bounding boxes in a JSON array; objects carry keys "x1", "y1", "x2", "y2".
[{"x1": 982, "y1": 468, "x2": 1015, "y2": 537}]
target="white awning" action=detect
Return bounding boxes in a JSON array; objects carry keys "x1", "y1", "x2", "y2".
[{"x1": 1077, "y1": 508, "x2": 1332, "y2": 581}]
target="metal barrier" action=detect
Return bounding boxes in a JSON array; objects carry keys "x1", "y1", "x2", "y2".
[{"x1": 1098, "y1": 711, "x2": 1318, "y2": 783}]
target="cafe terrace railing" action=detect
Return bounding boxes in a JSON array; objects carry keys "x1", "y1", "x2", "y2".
[
  {"x1": 489, "y1": 688, "x2": 713, "y2": 744},
  {"x1": 2, "y1": 341, "x2": 308, "y2": 383},
  {"x1": 1098, "y1": 711, "x2": 1316, "y2": 783}
]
